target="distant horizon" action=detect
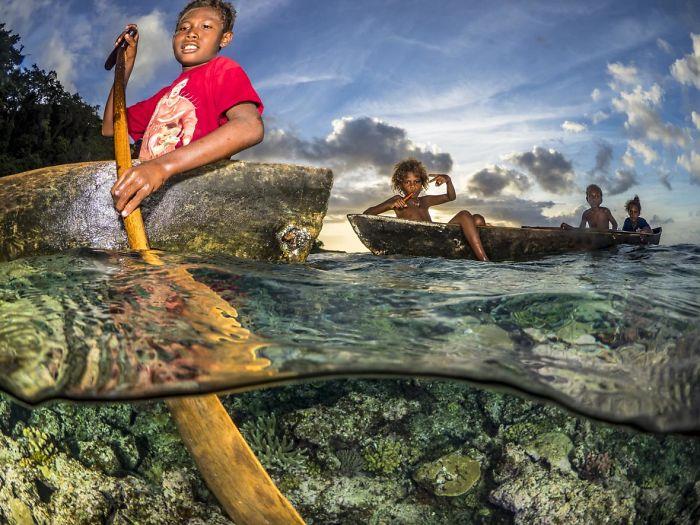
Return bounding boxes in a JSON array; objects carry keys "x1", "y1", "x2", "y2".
[{"x1": 2, "y1": 0, "x2": 697, "y2": 250}]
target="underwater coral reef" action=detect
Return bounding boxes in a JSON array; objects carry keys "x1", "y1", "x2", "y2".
[{"x1": 0, "y1": 379, "x2": 699, "y2": 524}]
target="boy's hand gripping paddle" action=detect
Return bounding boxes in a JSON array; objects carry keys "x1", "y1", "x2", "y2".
[
  {"x1": 106, "y1": 31, "x2": 305, "y2": 525},
  {"x1": 109, "y1": 27, "x2": 148, "y2": 250},
  {"x1": 105, "y1": 27, "x2": 137, "y2": 71}
]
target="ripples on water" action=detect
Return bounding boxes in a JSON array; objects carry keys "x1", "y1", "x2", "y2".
[{"x1": 0, "y1": 244, "x2": 698, "y2": 432}]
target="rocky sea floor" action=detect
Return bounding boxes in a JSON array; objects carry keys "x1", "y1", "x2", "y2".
[{"x1": 1, "y1": 379, "x2": 699, "y2": 524}]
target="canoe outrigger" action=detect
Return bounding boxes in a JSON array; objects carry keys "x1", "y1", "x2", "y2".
[{"x1": 348, "y1": 214, "x2": 661, "y2": 262}]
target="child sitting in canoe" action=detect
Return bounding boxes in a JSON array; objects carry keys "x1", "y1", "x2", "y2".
[
  {"x1": 560, "y1": 184, "x2": 618, "y2": 231},
  {"x1": 363, "y1": 158, "x2": 490, "y2": 261},
  {"x1": 622, "y1": 195, "x2": 652, "y2": 233},
  {"x1": 102, "y1": 0, "x2": 264, "y2": 218}
]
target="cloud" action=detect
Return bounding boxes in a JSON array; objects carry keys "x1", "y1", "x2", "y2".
[
  {"x1": 129, "y1": 10, "x2": 173, "y2": 88},
  {"x1": 670, "y1": 33, "x2": 700, "y2": 89},
  {"x1": 588, "y1": 141, "x2": 613, "y2": 176},
  {"x1": 657, "y1": 38, "x2": 673, "y2": 54},
  {"x1": 591, "y1": 168, "x2": 637, "y2": 196},
  {"x1": 327, "y1": 181, "x2": 392, "y2": 216},
  {"x1": 433, "y1": 197, "x2": 583, "y2": 228},
  {"x1": 0, "y1": 0, "x2": 52, "y2": 32},
  {"x1": 605, "y1": 168, "x2": 638, "y2": 195},
  {"x1": 504, "y1": 147, "x2": 577, "y2": 194},
  {"x1": 622, "y1": 149, "x2": 635, "y2": 168},
  {"x1": 466, "y1": 166, "x2": 532, "y2": 197},
  {"x1": 628, "y1": 139, "x2": 658, "y2": 164},
  {"x1": 592, "y1": 111, "x2": 610, "y2": 124},
  {"x1": 562, "y1": 120, "x2": 587, "y2": 133},
  {"x1": 41, "y1": 34, "x2": 77, "y2": 92},
  {"x1": 659, "y1": 172, "x2": 672, "y2": 190},
  {"x1": 693, "y1": 111, "x2": 700, "y2": 130},
  {"x1": 677, "y1": 151, "x2": 700, "y2": 184},
  {"x1": 256, "y1": 73, "x2": 349, "y2": 89},
  {"x1": 241, "y1": 116, "x2": 453, "y2": 175},
  {"x1": 611, "y1": 84, "x2": 689, "y2": 147},
  {"x1": 235, "y1": 0, "x2": 292, "y2": 32},
  {"x1": 607, "y1": 62, "x2": 638, "y2": 85},
  {"x1": 591, "y1": 88, "x2": 602, "y2": 101},
  {"x1": 586, "y1": 142, "x2": 637, "y2": 195},
  {"x1": 650, "y1": 214, "x2": 674, "y2": 225}
]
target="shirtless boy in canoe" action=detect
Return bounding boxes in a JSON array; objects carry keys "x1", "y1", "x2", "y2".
[
  {"x1": 363, "y1": 158, "x2": 489, "y2": 261},
  {"x1": 561, "y1": 184, "x2": 618, "y2": 231}
]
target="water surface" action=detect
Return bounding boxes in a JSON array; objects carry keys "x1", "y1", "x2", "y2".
[{"x1": 0, "y1": 244, "x2": 698, "y2": 432}]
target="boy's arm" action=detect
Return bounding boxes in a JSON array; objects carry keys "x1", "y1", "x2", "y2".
[
  {"x1": 578, "y1": 210, "x2": 588, "y2": 229},
  {"x1": 363, "y1": 196, "x2": 407, "y2": 215},
  {"x1": 606, "y1": 209, "x2": 618, "y2": 230},
  {"x1": 112, "y1": 102, "x2": 264, "y2": 217},
  {"x1": 102, "y1": 26, "x2": 138, "y2": 137},
  {"x1": 420, "y1": 174, "x2": 456, "y2": 207}
]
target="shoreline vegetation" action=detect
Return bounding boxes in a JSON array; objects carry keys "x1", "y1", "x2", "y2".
[{"x1": 0, "y1": 25, "x2": 113, "y2": 178}]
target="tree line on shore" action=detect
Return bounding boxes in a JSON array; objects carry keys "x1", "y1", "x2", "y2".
[{"x1": 0, "y1": 23, "x2": 112, "y2": 177}]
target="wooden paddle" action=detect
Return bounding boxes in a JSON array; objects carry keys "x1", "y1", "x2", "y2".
[{"x1": 108, "y1": 31, "x2": 304, "y2": 524}]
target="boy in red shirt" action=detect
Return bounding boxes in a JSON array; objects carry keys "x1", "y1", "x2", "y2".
[{"x1": 102, "y1": 0, "x2": 264, "y2": 218}]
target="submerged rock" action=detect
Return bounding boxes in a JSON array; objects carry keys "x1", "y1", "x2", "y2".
[
  {"x1": 490, "y1": 443, "x2": 637, "y2": 523},
  {"x1": 413, "y1": 452, "x2": 481, "y2": 497},
  {"x1": 0, "y1": 160, "x2": 332, "y2": 263},
  {"x1": 0, "y1": 431, "x2": 231, "y2": 524},
  {"x1": 524, "y1": 432, "x2": 574, "y2": 472}
]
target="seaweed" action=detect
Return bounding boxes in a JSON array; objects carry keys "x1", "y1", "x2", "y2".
[{"x1": 240, "y1": 413, "x2": 307, "y2": 472}]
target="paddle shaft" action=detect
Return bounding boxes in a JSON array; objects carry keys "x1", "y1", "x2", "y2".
[
  {"x1": 113, "y1": 48, "x2": 148, "y2": 250},
  {"x1": 111, "y1": 46, "x2": 304, "y2": 524}
]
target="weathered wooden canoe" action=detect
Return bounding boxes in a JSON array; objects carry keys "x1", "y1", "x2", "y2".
[
  {"x1": 348, "y1": 214, "x2": 662, "y2": 261},
  {"x1": 0, "y1": 160, "x2": 333, "y2": 263}
]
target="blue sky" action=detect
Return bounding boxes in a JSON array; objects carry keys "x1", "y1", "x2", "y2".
[{"x1": 2, "y1": 0, "x2": 698, "y2": 250}]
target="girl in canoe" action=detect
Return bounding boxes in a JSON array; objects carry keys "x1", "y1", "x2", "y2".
[
  {"x1": 622, "y1": 195, "x2": 653, "y2": 234},
  {"x1": 363, "y1": 158, "x2": 489, "y2": 261}
]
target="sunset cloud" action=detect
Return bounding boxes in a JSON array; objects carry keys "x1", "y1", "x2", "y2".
[
  {"x1": 504, "y1": 147, "x2": 577, "y2": 195},
  {"x1": 467, "y1": 166, "x2": 532, "y2": 197},
  {"x1": 242, "y1": 116, "x2": 453, "y2": 175}
]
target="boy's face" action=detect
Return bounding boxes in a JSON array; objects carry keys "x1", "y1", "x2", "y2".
[
  {"x1": 400, "y1": 172, "x2": 423, "y2": 195},
  {"x1": 586, "y1": 188, "x2": 602, "y2": 207},
  {"x1": 173, "y1": 7, "x2": 232, "y2": 69}
]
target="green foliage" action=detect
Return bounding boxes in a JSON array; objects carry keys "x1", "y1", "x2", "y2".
[
  {"x1": 0, "y1": 23, "x2": 112, "y2": 177},
  {"x1": 240, "y1": 413, "x2": 307, "y2": 472},
  {"x1": 18, "y1": 426, "x2": 57, "y2": 476},
  {"x1": 362, "y1": 438, "x2": 403, "y2": 475}
]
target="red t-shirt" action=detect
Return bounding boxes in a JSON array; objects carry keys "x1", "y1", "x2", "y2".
[{"x1": 127, "y1": 56, "x2": 263, "y2": 160}]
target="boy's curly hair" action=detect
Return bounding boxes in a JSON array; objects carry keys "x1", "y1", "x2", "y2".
[
  {"x1": 176, "y1": 0, "x2": 237, "y2": 33},
  {"x1": 391, "y1": 158, "x2": 428, "y2": 194},
  {"x1": 625, "y1": 195, "x2": 641, "y2": 212},
  {"x1": 586, "y1": 183, "x2": 603, "y2": 196}
]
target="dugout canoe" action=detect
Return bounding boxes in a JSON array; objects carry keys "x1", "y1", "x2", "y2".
[
  {"x1": 0, "y1": 160, "x2": 333, "y2": 263},
  {"x1": 348, "y1": 214, "x2": 662, "y2": 261}
]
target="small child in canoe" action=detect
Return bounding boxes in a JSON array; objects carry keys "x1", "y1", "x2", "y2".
[
  {"x1": 622, "y1": 195, "x2": 652, "y2": 234},
  {"x1": 363, "y1": 158, "x2": 489, "y2": 261},
  {"x1": 560, "y1": 184, "x2": 618, "y2": 231}
]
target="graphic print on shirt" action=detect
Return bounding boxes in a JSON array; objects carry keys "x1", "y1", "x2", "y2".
[{"x1": 140, "y1": 79, "x2": 197, "y2": 160}]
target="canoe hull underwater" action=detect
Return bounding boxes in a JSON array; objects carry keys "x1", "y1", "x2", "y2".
[
  {"x1": 0, "y1": 160, "x2": 333, "y2": 263},
  {"x1": 348, "y1": 214, "x2": 662, "y2": 261}
]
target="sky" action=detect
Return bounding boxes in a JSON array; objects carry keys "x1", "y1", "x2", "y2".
[{"x1": 1, "y1": 0, "x2": 699, "y2": 251}]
